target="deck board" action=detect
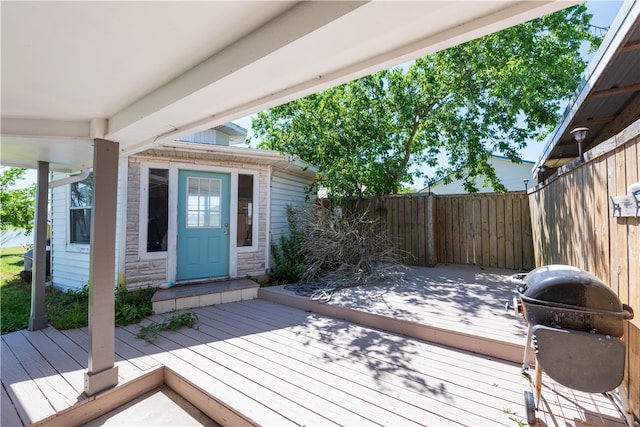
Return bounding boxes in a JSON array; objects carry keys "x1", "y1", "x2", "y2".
[
  {"x1": 1, "y1": 381, "x2": 23, "y2": 427},
  {"x1": 19, "y1": 329, "x2": 86, "y2": 396},
  {"x1": 2, "y1": 331, "x2": 79, "y2": 412},
  {"x1": 165, "y1": 309, "x2": 452, "y2": 426},
  {"x1": 210, "y1": 301, "x2": 522, "y2": 425},
  {"x1": 1, "y1": 336, "x2": 57, "y2": 424},
  {"x1": 133, "y1": 317, "x2": 345, "y2": 426},
  {"x1": 191, "y1": 305, "x2": 511, "y2": 425},
  {"x1": 148, "y1": 313, "x2": 386, "y2": 426},
  {"x1": 267, "y1": 264, "x2": 530, "y2": 345}
]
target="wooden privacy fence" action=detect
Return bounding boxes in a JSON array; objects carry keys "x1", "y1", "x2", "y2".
[
  {"x1": 528, "y1": 122, "x2": 639, "y2": 416},
  {"x1": 343, "y1": 191, "x2": 534, "y2": 270},
  {"x1": 436, "y1": 192, "x2": 534, "y2": 270}
]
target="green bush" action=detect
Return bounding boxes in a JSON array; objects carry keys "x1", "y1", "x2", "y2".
[
  {"x1": 1, "y1": 245, "x2": 156, "y2": 334},
  {"x1": 45, "y1": 285, "x2": 89, "y2": 330},
  {"x1": 269, "y1": 205, "x2": 307, "y2": 284},
  {"x1": 115, "y1": 287, "x2": 155, "y2": 326}
]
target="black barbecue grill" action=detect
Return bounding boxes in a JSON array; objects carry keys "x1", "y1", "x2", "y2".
[{"x1": 509, "y1": 264, "x2": 634, "y2": 425}]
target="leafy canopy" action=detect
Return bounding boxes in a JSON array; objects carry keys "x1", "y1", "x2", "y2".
[
  {"x1": 252, "y1": 5, "x2": 602, "y2": 201},
  {"x1": 0, "y1": 168, "x2": 35, "y2": 233}
]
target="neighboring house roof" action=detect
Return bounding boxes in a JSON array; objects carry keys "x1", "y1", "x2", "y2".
[
  {"x1": 420, "y1": 155, "x2": 535, "y2": 195},
  {"x1": 534, "y1": 2, "x2": 640, "y2": 178}
]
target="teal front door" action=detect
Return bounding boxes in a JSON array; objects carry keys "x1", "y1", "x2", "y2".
[{"x1": 177, "y1": 170, "x2": 230, "y2": 280}]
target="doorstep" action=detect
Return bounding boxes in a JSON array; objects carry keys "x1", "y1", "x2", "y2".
[{"x1": 151, "y1": 278, "x2": 259, "y2": 314}]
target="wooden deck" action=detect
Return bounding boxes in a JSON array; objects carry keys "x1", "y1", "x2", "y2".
[
  {"x1": 260, "y1": 264, "x2": 531, "y2": 363},
  {"x1": 1, "y1": 265, "x2": 628, "y2": 426}
]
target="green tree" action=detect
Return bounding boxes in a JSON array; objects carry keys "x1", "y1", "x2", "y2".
[
  {"x1": 0, "y1": 168, "x2": 35, "y2": 233},
  {"x1": 252, "y1": 5, "x2": 602, "y2": 200}
]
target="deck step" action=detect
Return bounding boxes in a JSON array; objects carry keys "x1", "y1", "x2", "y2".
[{"x1": 152, "y1": 278, "x2": 259, "y2": 314}]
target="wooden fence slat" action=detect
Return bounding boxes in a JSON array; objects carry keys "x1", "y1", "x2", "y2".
[
  {"x1": 608, "y1": 150, "x2": 621, "y2": 295},
  {"x1": 480, "y1": 196, "x2": 489, "y2": 267},
  {"x1": 497, "y1": 195, "x2": 506, "y2": 268},
  {"x1": 465, "y1": 197, "x2": 473, "y2": 264},
  {"x1": 473, "y1": 197, "x2": 482, "y2": 266},
  {"x1": 512, "y1": 194, "x2": 522, "y2": 271},
  {"x1": 488, "y1": 197, "x2": 498, "y2": 267},
  {"x1": 504, "y1": 194, "x2": 515, "y2": 269},
  {"x1": 445, "y1": 197, "x2": 453, "y2": 263},
  {"x1": 418, "y1": 196, "x2": 427, "y2": 265}
]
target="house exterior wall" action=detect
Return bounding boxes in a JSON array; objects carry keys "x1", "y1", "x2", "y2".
[
  {"x1": 124, "y1": 149, "x2": 314, "y2": 289},
  {"x1": 50, "y1": 172, "x2": 91, "y2": 291},
  {"x1": 425, "y1": 157, "x2": 535, "y2": 195},
  {"x1": 50, "y1": 163, "x2": 125, "y2": 292},
  {"x1": 49, "y1": 147, "x2": 315, "y2": 291},
  {"x1": 270, "y1": 170, "x2": 314, "y2": 242},
  {"x1": 123, "y1": 161, "x2": 167, "y2": 289},
  {"x1": 237, "y1": 168, "x2": 270, "y2": 277}
]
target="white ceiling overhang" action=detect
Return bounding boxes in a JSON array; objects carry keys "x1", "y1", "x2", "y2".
[{"x1": 1, "y1": 1, "x2": 575, "y2": 172}]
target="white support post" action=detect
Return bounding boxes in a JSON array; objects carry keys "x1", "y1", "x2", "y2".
[
  {"x1": 84, "y1": 138, "x2": 119, "y2": 396},
  {"x1": 28, "y1": 161, "x2": 49, "y2": 331}
]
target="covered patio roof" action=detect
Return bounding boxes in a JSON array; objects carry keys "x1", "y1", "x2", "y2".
[
  {"x1": 534, "y1": 1, "x2": 640, "y2": 175},
  {"x1": 2, "y1": 1, "x2": 573, "y2": 173}
]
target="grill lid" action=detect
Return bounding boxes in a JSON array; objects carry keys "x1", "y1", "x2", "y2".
[{"x1": 520, "y1": 265, "x2": 621, "y2": 312}]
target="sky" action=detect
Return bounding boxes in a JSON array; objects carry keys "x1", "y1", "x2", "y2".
[{"x1": 10, "y1": 1, "x2": 626, "y2": 190}]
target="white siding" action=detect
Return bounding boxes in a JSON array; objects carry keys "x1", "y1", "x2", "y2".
[
  {"x1": 50, "y1": 172, "x2": 90, "y2": 291},
  {"x1": 427, "y1": 157, "x2": 536, "y2": 195},
  {"x1": 270, "y1": 170, "x2": 314, "y2": 243}
]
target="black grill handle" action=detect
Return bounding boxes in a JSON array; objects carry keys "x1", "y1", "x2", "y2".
[{"x1": 520, "y1": 294, "x2": 634, "y2": 320}]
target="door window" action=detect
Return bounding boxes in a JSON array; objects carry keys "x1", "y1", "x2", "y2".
[{"x1": 187, "y1": 177, "x2": 222, "y2": 228}]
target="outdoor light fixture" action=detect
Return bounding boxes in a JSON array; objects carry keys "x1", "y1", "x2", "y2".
[
  {"x1": 570, "y1": 127, "x2": 589, "y2": 162},
  {"x1": 523, "y1": 179, "x2": 529, "y2": 192},
  {"x1": 537, "y1": 166, "x2": 547, "y2": 183}
]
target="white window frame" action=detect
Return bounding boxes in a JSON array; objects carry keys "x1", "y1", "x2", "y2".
[
  {"x1": 66, "y1": 172, "x2": 92, "y2": 253},
  {"x1": 138, "y1": 162, "x2": 170, "y2": 260},
  {"x1": 236, "y1": 171, "x2": 259, "y2": 254}
]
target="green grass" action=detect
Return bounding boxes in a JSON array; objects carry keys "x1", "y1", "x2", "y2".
[
  {"x1": 1, "y1": 246, "x2": 32, "y2": 332},
  {"x1": 1, "y1": 245, "x2": 155, "y2": 335}
]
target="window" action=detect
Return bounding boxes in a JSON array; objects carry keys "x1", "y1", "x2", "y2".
[
  {"x1": 147, "y1": 169, "x2": 169, "y2": 252},
  {"x1": 237, "y1": 174, "x2": 253, "y2": 247},
  {"x1": 187, "y1": 177, "x2": 221, "y2": 228},
  {"x1": 69, "y1": 172, "x2": 93, "y2": 244}
]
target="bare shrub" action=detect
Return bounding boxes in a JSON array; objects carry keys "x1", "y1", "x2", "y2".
[{"x1": 293, "y1": 204, "x2": 404, "y2": 288}]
